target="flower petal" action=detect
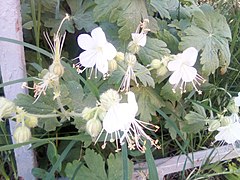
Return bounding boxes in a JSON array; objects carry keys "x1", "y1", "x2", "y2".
[
  {"x1": 167, "y1": 59, "x2": 182, "y2": 71},
  {"x1": 91, "y1": 27, "x2": 107, "y2": 47},
  {"x1": 95, "y1": 54, "x2": 108, "y2": 74},
  {"x1": 181, "y1": 47, "x2": 198, "y2": 66},
  {"x1": 102, "y1": 42, "x2": 117, "y2": 60},
  {"x1": 77, "y1": 34, "x2": 95, "y2": 50},
  {"x1": 79, "y1": 50, "x2": 97, "y2": 68},
  {"x1": 181, "y1": 66, "x2": 197, "y2": 82},
  {"x1": 234, "y1": 93, "x2": 240, "y2": 107},
  {"x1": 169, "y1": 70, "x2": 182, "y2": 85},
  {"x1": 131, "y1": 33, "x2": 147, "y2": 46}
]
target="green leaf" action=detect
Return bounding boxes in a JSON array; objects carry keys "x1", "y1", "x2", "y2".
[
  {"x1": 179, "y1": 7, "x2": 232, "y2": 75},
  {"x1": 68, "y1": 0, "x2": 97, "y2": 32},
  {"x1": 134, "y1": 62, "x2": 155, "y2": 88},
  {"x1": 117, "y1": 0, "x2": 148, "y2": 40},
  {"x1": 84, "y1": 149, "x2": 108, "y2": 179},
  {"x1": 93, "y1": 0, "x2": 120, "y2": 22},
  {"x1": 138, "y1": 37, "x2": 171, "y2": 65},
  {"x1": 160, "y1": 82, "x2": 182, "y2": 102},
  {"x1": 47, "y1": 143, "x2": 61, "y2": 172},
  {"x1": 134, "y1": 87, "x2": 165, "y2": 121},
  {"x1": 145, "y1": 140, "x2": 159, "y2": 180},
  {"x1": 164, "y1": 114, "x2": 177, "y2": 139},
  {"x1": 108, "y1": 152, "x2": 133, "y2": 180},
  {"x1": 14, "y1": 94, "x2": 55, "y2": 114},
  {"x1": 150, "y1": 0, "x2": 179, "y2": 19},
  {"x1": 47, "y1": 141, "x2": 76, "y2": 179},
  {"x1": 65, "y1": 160, "x2": 84, "y2": 178},
  {"x1": 183, "y1": 103, "x2": 207, "y2": 133},
  {"x1": 32, "y1": 168, "x2": 48, "y2": 179},
  {"x1": 38, "y1": 117, "x2": 61, "y2": 132}
]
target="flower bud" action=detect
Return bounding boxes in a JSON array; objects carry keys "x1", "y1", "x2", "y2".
[
  {"x1": 150, "y1": 59, "x2": 161, "y2": 69},
  {"x1": 49, "y1": 62, "x2": 65, "y2": 77},
  {"x1": 220, "y1": 116, "x2": 231, "y2": 126},
  {"x1": 25, "y1": 116, "x2": 38, "y2": 128},
  {"x1": 128, "y1": 41, "x2": 140, "y2": 54},
  {"x1": 86, "y1": 119, "x2": 102, "y2": 138},
  {"x1": 125, "y1": 53, "x2": 137, "y2": 66},
  {"x1": 97, "y1": 109, "x2": 107, "y2": 121},
  {"x1": 100, "y1": 89, "x2": 121, "y2": 111},
  {"x1": 13, "y1": 126, "x2": 31, "y2": 143},
  {"x1": 108, "y1": 59, "x2": 118, "y2": 72},
  {"x1": 0, "y1": 97, "x2": 16, "y2": 119},
  {"x1": 208, "y1": 120, "x2": 220, "y2": 131},
  {"x1": 115, "y1": 52, "x2": 124, "y2": 62},
  {"x1": 82, "y1": 107, "x2": 96, "y2": 121},
  {"x1": 156, "y1": 66, "x2": 168, "y2": 76}
]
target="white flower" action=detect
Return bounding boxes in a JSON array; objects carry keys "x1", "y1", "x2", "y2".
[
  {"x1": 22, "y1": 71, "x2": 59, "y2": 103},
  {"x1": 215, "y1": 113, "x2": 240, "y2": 144},
  {"x1": 76, "y1": 27, "x2": 117, "y2": 76},
  {"x1": 96, "y1": 91, "x2": 160, "y2": 152},
  {"x1": 131, "y1": 33, "x2": 147, "y2": 47},
  {"x1": 234, "y1": 92, "x2": 240, "y2": 107},
  {"x1": 167, "y1": 47, "x2": 205, "y2": 94}
]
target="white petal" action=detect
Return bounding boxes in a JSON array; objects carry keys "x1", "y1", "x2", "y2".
[
  {"x1": 181, "y1": 47, "x2": 198, "y2": 66},
  {"x1": 127, "y1": 91, "x2": 138, "y2": 116},
  {"x1": 131, "y1": 33, "x2": 147, "y2": 46},
  {"x1": 181, "y1": 66, "x2": 197, "y2": 82},
  {"x1": 79, "y1": 50, "x2": 97, "y2": 68},
  {"x1": 91, "y1": 27, "x2": 107, "y2": 47},
  {"x1": 169, "y1": 70, "x2": 182, "y2": 85},
  {"x1": 167, "y1": 59, "x2": 182, "y2": 71},
  {"x1": 77, "y1": 34, "x2": 95, "y2": 50},
  {"x1": 95, "y1": 55, "x2": 108, "y2": 74},
  {"x1": 102, "y1": 42, "x2": 117, "y2": 60},
  {"x1": 234, "y1": 93, "x2": 240, "y2": 107},
  {"x1": 103, "y1": 103, "x2": 132, "y2": 133}
]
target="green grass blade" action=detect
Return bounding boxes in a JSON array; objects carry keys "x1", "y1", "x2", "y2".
[
  {"x1": 145, "y1": 140, "x2": 159, "y2": 180},
  {"x1": 121, "y1": 143, "x2": 128, "y2": 180},
  {"x1": 0, "y1": 77, "x2": 36, "y2": 88},
  {"x1": 46, "y1": 140, "x2": 76, "y2": 179},
  {"x1": 0, "y1": 37, "x2": 52, "y2": 58}
]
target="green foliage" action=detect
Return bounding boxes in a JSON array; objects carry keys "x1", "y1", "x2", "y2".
[
  {"x1": 65, "y1": 149, "x2": 133, "y2": 179},
  {"x1": 180, "y1": 5, "x2": 232, "y2": 75},
  {"x1": 1, "y1": 0, "x2": 239, "y2": 179}
]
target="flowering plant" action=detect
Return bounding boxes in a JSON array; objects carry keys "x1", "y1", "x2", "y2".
[{"x1": 0, "y1": 0, "x2": 238, "y2": 179}]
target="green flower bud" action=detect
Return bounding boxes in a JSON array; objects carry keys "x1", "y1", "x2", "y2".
[
  {"x1": 98, "y1": 109, "x2": 107, "y2": 121},
  {"x1": 108, "y1": 59, "x2": 118, "y2": 72},
  {"x1": 150, "y1": 59, "x2": 161, "y2": 69},
  {"x1": 128, "y1": 41, "x2": 140, "y2": 54},
  {"x1": 100, "y1": 89, "x2": 121, "y2": 111},
  {"x1": 82, "y1": 107, "x2": 96, "y2": 121},
  {"x1": 156, "y1": 66, "x2": 168, "y2": 76},
  {"x1": 49, "y1": 61, "x2": 65, "y2": 77},
  {"x1": 115, "y1": 52, "x2": 124, "y2": 62},
  {"x1": 86, "y1": 119, "x2": 102, "y2": 138},
  {"x1": 208, "y1": 120, "x2": 220, "y2": 131},
  {"x1": 13, "y1": 126, "x2": 31, "y2": 143},
  {"x1": 0, "y1": 97, "x2": 16, "y2": 119},
  {"x1": 125, "y1": 53, "x2": 137, "y2": 66},
  {"x1": 220, "y1": 116, "x2": 231, "y2": 126},
  {"x1": 25, "y1": 116, "x2": 38, "y2": 128}
]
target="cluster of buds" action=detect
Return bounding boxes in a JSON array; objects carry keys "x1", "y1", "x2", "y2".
[
  {"x1": 13, "y1": 107, "x2": 38, "y2": 143},
  {"x1": 150, "y1": 56, "x2": 172, "y2": 77},
  {"x1": 22, "y1": 14, "x2": 70, "y2": 103}
]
